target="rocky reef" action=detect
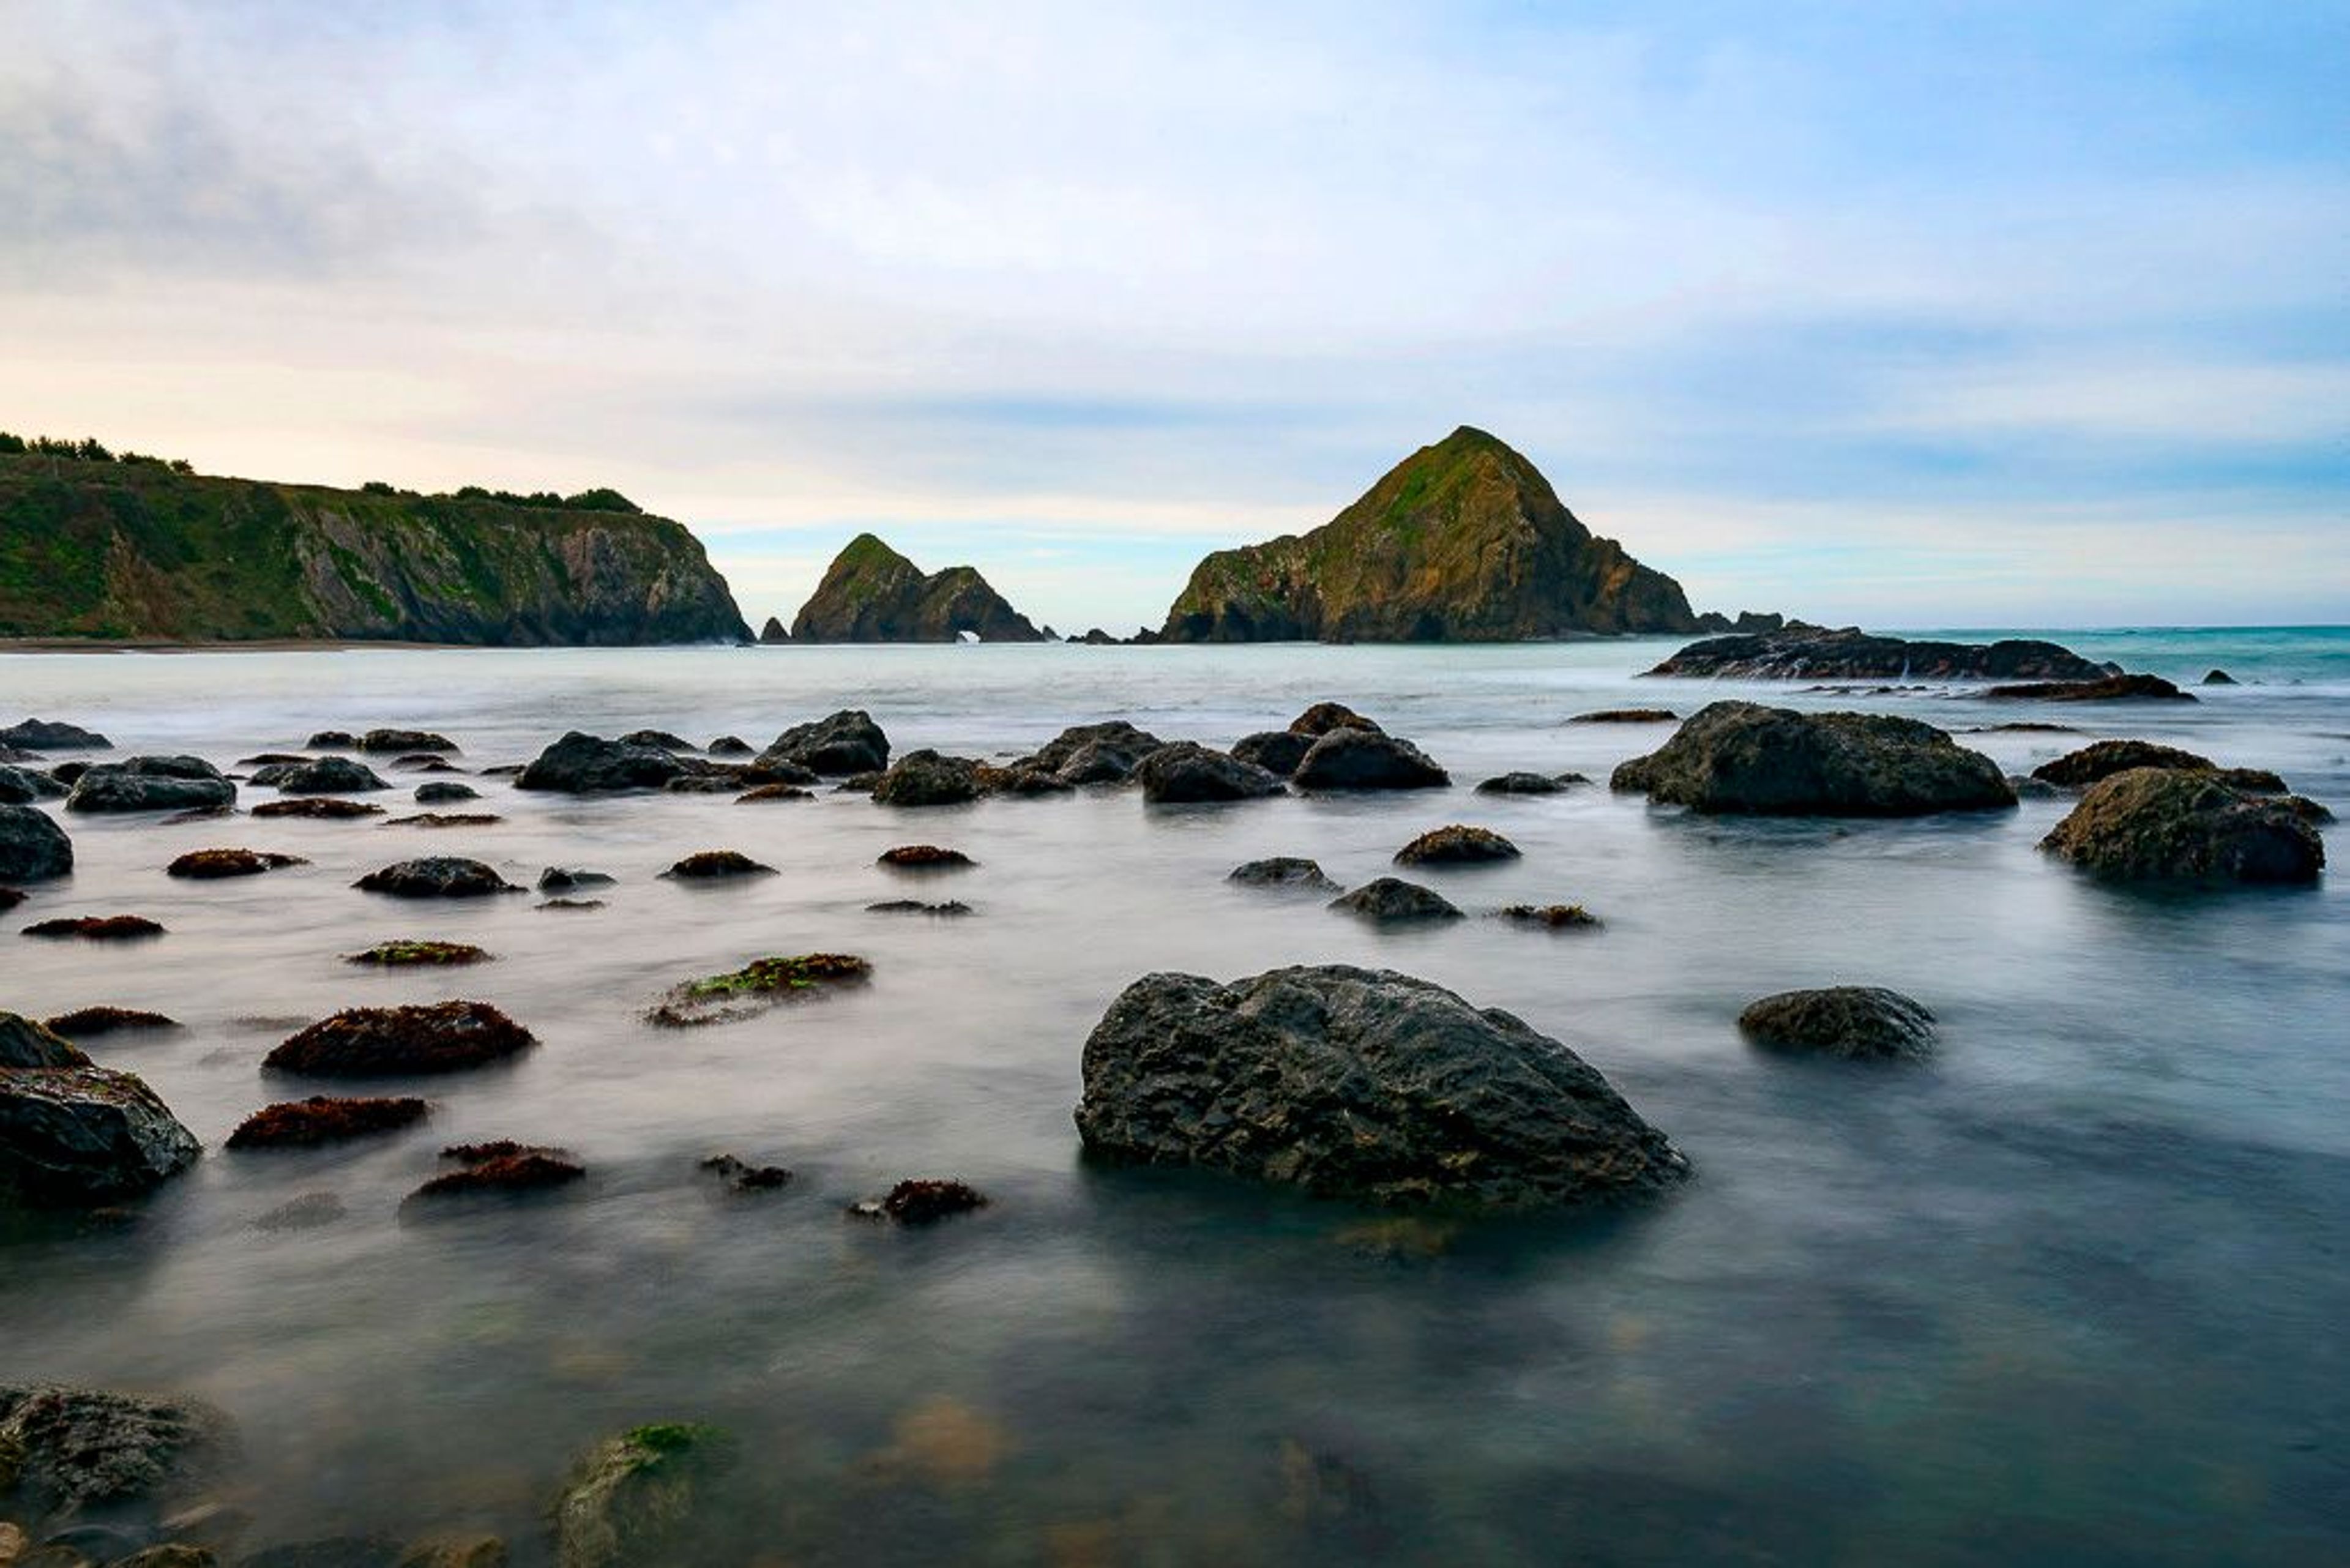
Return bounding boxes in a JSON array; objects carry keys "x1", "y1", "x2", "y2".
[
  {"x1": 1160, "y1": 427, "x2": 1713, "y2": 642},
  {"x1": 1647, "y1": 627, "x2": 2116, "y2": 681},
  {"x1": 789, "y1": 534, "x2": 1045, "y2": 643}
]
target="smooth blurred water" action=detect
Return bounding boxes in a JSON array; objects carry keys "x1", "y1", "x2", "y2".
[{"x1": 2, "y1": 629, "x2": 2345, "y2": 1565}]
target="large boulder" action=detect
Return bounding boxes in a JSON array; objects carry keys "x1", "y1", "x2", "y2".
[
  {"x1": 1228, "y1": 731, "x2": 1313, "y2": 777},
  {"x1": 551, "y1": 1424, "x2": 736, "y2": 1568},
  {"x1": 355, "y1": 857, "x2": 522, "y2": 898},
  {"x1": 753, "y1": 710, "x2": 890, "y2": 777},
  {"x1": 1328, "y1": 878, "x2": 1463, "y2": 923},
  {"x1": 1074, "y1": 965, "x2": 1688, "y2": 1208},
  {"x1": 0, "y1": 1066, "x2": 201, "y2": 1203},
  {"x1": 1289, "y1": 702, "x2": 1383, "y2": 737},
  {"x1": 2039, "y1": 768, "x2": 2326, "y2": 884},
  {"x1": 1, "y1": 1012, "x2": 91, "y2": 1069},
  {"x1": 0, "y1": 1385, "x2": 234, "y2": 1525},
  {"x1": 1610, "y1": 702, "x2": 2015, "y2": 816},
  {"x1": 264, "y1": 1001, "x2": 538, "y2": 1077},
  {"x1": 870, "y1": 750, "x2": 983, "y2": 807},
  {"x1": 1135, "y1": 744, "x2": 1285, "y2": 804},
  {"x1": 0, "y1": 765, "x2": 65, "y2": 804},
  {"x1": 516, "y1": 733, "x2": 688, "y2": 793},
  {"x1": 65, "y1": 760, "x2": 234, "y2": 815},
  {"x1": 1290, "y1": 729, "x2": 1449, "y2": 791},
  {"x1": 0, "y1": 805, "x2": 73, "y2": 882},
  {"x1": 1393, "y1": 824, "x2": 1520, "y2": 865},
  {"x1": 1737, "y1": 987, "x2": 1937, "y2": 1062},
  {"x1": 0, "y1": 719, "x2": 112, "y2": 751},
  {"x1": 2030, "y1": 739, "x2": 2288, "y2": 795},
  {"x1": 1011, "y1": 720, "x2": 1165, "y2": 783},
  {"x1": 256, "y1": 756, "x2": 391, "y2": 795}
]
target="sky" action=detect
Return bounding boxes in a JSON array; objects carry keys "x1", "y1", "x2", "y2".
[{"x1": 2, "y1": 0, "x2": 2344, "y2": 632}]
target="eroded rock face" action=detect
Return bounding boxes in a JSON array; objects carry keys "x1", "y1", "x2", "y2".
[
  {"x1": 1291, "y1": 730, "x2": 1449, "y2": 791},
  {"x1": 753, "y1": 710, "x2": 890, "y2": 777},
  {"x1": 1074, "y1": 965, "x2": 1688, "y2": 1208},
  {"x1": 2039, "y1": 767, "x2": 2326, "y2": 884},
  {"x1": 1646, "y1": 628, "x2": 2113, "y2": 682},
  {"x1": 1135, "y1": 744, "x2": 1286, "y2": 804},
  {"x1": 264, "y1": 1001, "x2": 537, "y2": 1077},
  {"x1": 0, "y1": 1066, "x2": 201, "y2": 1203},
  {"x1": 0, "y1": 1385, "x2": 234, "y2": 1525},
  {"x1": 515, "y1": 733, "x2": 688, "y2": 793},
  {"x1": 0, "y1": 804, "x2": 73, "y2": 882},
  {"x1": 1737, "y1": 987, "x2": 1936, "y2": 1062},
  {"x1": 1610, "y1": 702, "x2": 2015, "y2": 816}
]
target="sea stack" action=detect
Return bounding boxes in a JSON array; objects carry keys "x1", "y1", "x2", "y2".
[{"x1": 789, "y1": 534, "x2": 1045, "y2": 643}]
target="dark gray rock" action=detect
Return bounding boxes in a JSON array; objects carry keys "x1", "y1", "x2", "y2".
[
  {"x1": 1328, "y1": 877, "x2": 1463, "y2": 923},
  {"x1": 1393, "y1": 824, "x2": 1520, "y2": 865},
  {"x1": 1738, "y1": 987, "x2": 1937, "y2": 1062},
  {"x1": 1475, "y1": 772, "x2": 1569, "y2": 795},
  {"x1": 2029, "y1": 739, "x2": 2277, "y2": 791},
  {"x1": 515, "y1": 732, "x2": 689, "y2": 793},
  {"x1": 357, "y1": 730, "x2": 456, "y2": 754},
  {"x1": 0, "y1": 719, "x2": 111, "y2": 751},
  {"x1": 354, "y1": 857, "x2": 522, "y2": 898},
  {"x1": 257, "y1": 756, "x2": 390, "y2": 795},
  {"x1": 0, "y1": 766, "x2": 65, "y2": 804},
  {"x1": 755, "y1": 710, "x2": 890, "y2": 777},
  {"x1": 305, "y1": 730, "x2": 357, "y2": 750},
  {"x1": 707, "y1": 735, "x2": 754, "y2": 756},
  {"x1": 0, "y1": 1384, "x2": 233, "y2": 1524},
  {"x1": 0, "y1": 1066, "x2": 201, "y2": 1204},
  {"x1": 1647, "y1": 628, "x2": 2114, "y2": 682},
  {"x1": 1074, "y1": 965, "x2": 1687, "y2": 1208},
  {"x1": 871, "y1": 749, "x2": 983, "y2": 807},
  {"x1": 1288, "y1": 702, "x2": 1384, "y2": 737},
  {"x1": 2039, "y1": 767, "x2": 2326, "y2": 884},
  {"x1": 0, "y1": 804, "x2": 73, "y2": 881},
  {"x1": 2202, "y1": 668, "x2": 2237, "y2": 685},
  {"x1": 2, "y1": 1011, "x2": 91, "y2": 1069},
  {"x1": 1013, "y1": 720, "x2": 1167, "y2": 783},
  {"x1": 1291, "y1": 729, "x2": 1449, "y2": 791},
  {"x1": 64, "y1": 760, "x2": 235, "y2": 815},
  {"x1": 539, "y1": 867, "x2": 616, "y2": 893},
  {"x1": 1610, "y1": 701, "x2": 2015, "y2": 816},
  {"x1": 619, "y1": 730, "x2": 693, "y2": 751},
  {"x1": 414, "y1": 782, "x2": 480, "y2": 805},
  {"x1": 1229, "y1": 731, "x2": 1313, "y2": 777},
  {"x1": 1135, "y1": 743, "x2": 1285, "y2": 804},
  {"x1": 1228, "y1": 857, "x2": 1338, "y2": 890}
]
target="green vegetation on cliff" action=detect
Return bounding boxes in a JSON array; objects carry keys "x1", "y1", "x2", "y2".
[
  {"x1": 789, "y1": 533, "x2": 1044, "y2": 643},
  {"x1": 0, "y1": 442, "x2": 750, "y2": 644},
  {"x1": 1161, "y1": 427, "x2": 1704, "y2": 642}
]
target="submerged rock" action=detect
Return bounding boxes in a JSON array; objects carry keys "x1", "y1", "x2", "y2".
[
  {"x1": 413, "y1": 782, "x2": 480, "y2": 805},
  {"x1": 878, "y1": 845, "x2": 974, "y2": 869},
  {"x1": 226, "y1": 1096, "x2": 431, "y2": 1149},
  {"x1": 1611, "y1": 702, "x2": 2015, "y2": 816},
  {"x1": 354, "y1": 858, "x2": 521, "y2": 898},
  {"x1": 252, "y1": 1192, "x2": 347, "y2": 1233},
  {"x1": 1136, "y1": 743, "x2": 1286, "y2": 804},
  {"x1": 515, "y1": 732, "x2": 688, "y2": 793},
  {"x1": 1228, "y1": 857, "x2": 1338, "y2": 890},
  {"x1": 23, "y1": 915, "x2": 165, "y2": 941},
  {"x1": 753, "y1": 710, "x2": 890, "y2": 777},
  {"x1": 251, "y1": 797, "x2": 382, "y2": 821},
  {"x1": 699, "y1": 1153, "x2": 793, "y2": 1193},
  {"x1": 165, "y1": 849, "x2": 305, "y2": 879},
  {"x1": 0, "y1": 1066, "x2": 202, "y2": 1203},
  {"x1": 1475, "y1": 772, "x2": 1571, "y2": 796},
  {"x1": 1649, "y1": 629, "x2": 2111, "y2": 681},
  {"x1": 1393, "y1": 824, "x2": 1520, "y2": 865},
  {"x1": 0, "y1": 719, "x2": 112, "y2": 751},
  {"x1": 537, "y1": 868, "x2": 615, "y2": 894},
  {"x1": 0, "y1": 1385, "x2": 233, "y2": 1524},
  {"x1": 1570, "y1": 708, "x2": 1676, "y2": 724},
  {"x1": 646, "y1": 954, "x2": 871, "y2": 1028},
  {"x1": 1738, "y1": 987, "x2": 1937, "y2": 1062},
  {"x1": 865, "y1": 898, "x2": 972, "y2": 916},
  {"x1": 849, "y1": 1178, "x2": 989, "y2": 1224},
  {"x1": 264, "y1": 1001, "x2": 537, "y2": 1077},
  {"x1": 733, "y1": 783, "x2": 811, "y2": 803},
  {"x1": 660, "y1": 851, "x2": 774, "y2": 880},
  {"x1": 343, "y1": 940, "x2": 491, "y2": 967},
  {"x1": 408, "y1": 1144, "x2": 584, "y2": 1202},
  {"x1": 42, "y1": 1007, "x2": 181, "y2": 1040},
  {"x1": 358, "y1": 730, "x2": 457, "y2": 754},
  {"x1": 0, "y1": 805, "x2": 73, "y2": 882},
  {"x1": 1986, "y1": 673, "x2": 2194, "y2": 703},
  {"x1": 1497, "y1": 903, "x2": 1602, "y2": 929},
  {"x1": 2039, "y1": 767, "x2": 2326, "y2": 884},
  {"x1": 382, "y1": 813, "x2": 505, "y2": 828},
  {"x1": 1074, "y1": 964, "x2": 1688, "y2": 1208},
  {"x1": 1291, "y1": 729, "x2": 1449, "y2": 791},
  {"x1": 871, "y1": 750, "x2": 983, "y2": 807},
  {"x1": 550, "y1": 1422, "x2": 734, "y2": 1568},
  {"x1": 306, "y1": 731, "x2": 357, "y2": 750},
  {"x1": 1328, "y1": 878, "x2": 1463, "y2": 924}
]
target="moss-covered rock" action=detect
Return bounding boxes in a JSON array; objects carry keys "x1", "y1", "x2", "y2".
[
  {"x1": 549, "y1": 1423, "x2": 735, "y2": 1568},
  {"x1": 2040, "y1": 767, "x2": 2326, "y2": 884},
  {"x1": 226, "y1": 1096, "x2": 430, "y2": 1149},
  {"x1": 344, "y1": 940, "x2": 492, "y2": 967},
  {"x1": 646, "y1": 954, "x2": 871, "y2": 1028}
]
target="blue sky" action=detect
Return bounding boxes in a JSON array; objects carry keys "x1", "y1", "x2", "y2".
[{"x1": 2, "y1": 1, "x2": 2343, "y2": 630}]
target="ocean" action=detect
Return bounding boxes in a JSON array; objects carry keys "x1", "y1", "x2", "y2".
[{"x1": 3, "y1": 626, "x2": 2346, "y2": 1564}]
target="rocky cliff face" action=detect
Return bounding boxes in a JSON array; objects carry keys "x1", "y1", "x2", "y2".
[
  {"x1": 789, "y1": 534, "x2": 1044, "y2": 643},
  {"x1": 1160, "y1": 427, "x2": 1706, "y2": 643},
  {"x1": 0, "y1": 457, "x2": 750, "y2": 644}
]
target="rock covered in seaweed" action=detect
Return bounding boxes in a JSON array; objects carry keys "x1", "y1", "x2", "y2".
[
  {"x1": 550, "y1": 1422, "x2": 736, "y2": 1568},
  {"x1": 226, "y1": 1096, "x2": 431, "y2": 1149},
  {"x1": 264, "y1": 1001, "x2": 537, "y2": 1077},
  {"x1": 2039, "y1": 768, "x2": 2326, "y2": 884},
  {"x1": 1610, "y1": 702, "x2": 2015, "y2": 816},
  {"x1": 646, "y1": 954, "x2": 871, "y2": 1028},
  {"x1": 166, "y1": 848, "x2": 305, "y2": 879},
  {"x1": 1392, "y1": 825, "x2": 1519, "y2": 865},
  {"x1": 0, "y1": 804, "x2": 73, "y2": 882}
]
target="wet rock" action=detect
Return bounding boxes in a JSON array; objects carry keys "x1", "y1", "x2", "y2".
[
  {"x1": 877, "y1": 845, "x2": 974, "y2": 870},
  {"x1": 357, "y1": 730, "x2": 456, "y2": 755},
  {"x1": 1985, "y1": 673, "x2": 2195, "y2": 703},
  {"x1": 1646, "y1": 627, "x2": 2113, "y2": 682},
  {"x1": 536, "y1": 868, "x2": 614, "y2": 894},
  {"x1": 2039, "y1": 767, "x2": 2326, "y2": 884},
  {"x1": 41, "y1": 1008, "x2": 181, "y2": 1040},
  {"x1": 971, "y1": 763, "x2": 1074, "y2": 797},
  {"x1": 258, "y1": 758, "x2": 389, "y2": 795},
  {"x1": 1570, "y1": 707, "x2": 1676, "y2": 723},
  {"x1": 1496, "y1": 903, "x2": 1602, "y2": 928},
  {"x1": 0, "y1": 807, "x2": 72, "y2": 883},
  {"x1": 250, "y1": 799, "x2": 382, "y2": 821},
  {"x1": 515, "y1": 733, "x2": 687, "y2": 793},
  {"x1": 1075, "y1": 964, "x2": 1688, "y2": 1208},
  {"x1": 380, "y1": 813, "x2": 505, "y2": 829},
  {"x1": 849, "y1": 1178, "x2": 988, "y2": 1224},
  {"x1": 2032, "y1": 739, "x2": 2212, "y2": 788},
  {"x1": 536, "y1": 898, "x2": 604, "y2": 912},
  {"x1": 391, "y1": 1535, "x2": 507, "y2": 1568},
  {"x1": 619, "y1": 730, "x2": 693, "y2": 752},
  {"x1": 407, "y1": 1144, "x2": 584, "y2": 1202},
  {"x1": 0, "y1": 887, "x2": 21, "y2": 912},
  {"x1": 1392, "y1": 825, "x2": 1520, "y2": 865},
  {"x1": 550, "y1": 1423, "x2": 734, "y2": 1568},
  {"x1": 659, "y1": 775, "x2": 744, "y2": 796},
  {"x1": 1012, "y1": 721, "x2": 1167, "y2": 783},
  {"x1": 1289, "y1": 702, "x2": 1382, "y2": 737},
  {"x1": 645, "y1": 954, "x2": 871, "y2": 1028},
  {"x1": 165, "y1": 849, "x2": 305, "y2": 879},
  {"x1": 1611, "y1": 702, "x2": 2015, "y2": 816},
  {"x1": 251, "y1": 1193, "x2": 350, "y2": 1232},
  {"x1": 1738, "y1": 987, "x2": 1937, "y2": 1062},
  {"x1": 865, "y1": 899, "x2": 972, "y2": 916},
  {"x1": 1136, "y1": 743, "x2": 1286, "y2": 804},
  {"x1": 23, "y1": 916, "x2": 165, "y2": 941},
  {"x1": 45, "y1": 763, "x2": 90, "y2": 787},
  {"x1": 699, "y1": 1154, "x2": 792, "y2": 1192},
  {"x1": 343, "y1": 940, "x2": 491, "y2": 967},
  {"x1": 1291, "y1": 730, "x2": 1449, "y2": 791},
  {"x1": 394, "y1": 757, "x2": 465, "y2": 775},
  {"x1": 754, "y1": 710, "x2": 890, "y2": 777},
  {"x1": 237, "y1": 753, "x2": 308, "y2": 768},
  {"x1": 236, "y1": 1537, "x2": 403, "y2": 1568},
  {"x1": 1327, "y1": 878, "x2": 1463, "y2": 924},
  {"x1": 0, "y1": 720, "x2": 111, "y2": 752},
  {"x1": 264, "y1": 1001, "x2": 537, "y2": 1078},
  {"x1": 871, "y1": 750, "x2": 983, "y2": 807},
  {"x1": 2203, "y1": 668, "x2": 2237, "y2": 685},
  {"x1": 1229, "y1": 731, "x2": 1313, "y2": 777},
  {"x1": 0, "y1": 1062, "x2": 200, "y2": 1204},
  {"x1": 1228, "y1": 857, "x2": 1338, "y2": 890},
  {"x1": 305, "y1": 731, "x2": 357, "y2": 750},
  {"x1": 706, "y1": 736, "x2": 753, "y2": 757},
  {"x1": 2, "y1": 1012, "x2": 89, "y2": 1069},
  {"x1": 1474, "y1": 772, "x2": 1570, "y2": 795},
  {"x1": 65, "y1": 764, "x2": 234, "y2": 815},
  {"x1": 2005, "y1": 774, "x2": 2066, "y2": 801},
  {"x1": 0, "y1": 1386, "x2": 232, "y2": 1525},
  {"x1": 226, "y1": 1096, "x2": 430, "y2": 1150},
  {"x1": 0, "y1": 767, "x2": 65, "y2": 805},
  {"x1": 733, "y1": 783, "x2": 811, "y2": 803},
  {"x1": 354, "y1": 858, "x2": 521, "y2": 898},
  {"x1": 659, "y1": 851, "x2": 774, "y2": 881},
  {"x1": 412, "y1": 782, "x2": 479, "y2": 805}
]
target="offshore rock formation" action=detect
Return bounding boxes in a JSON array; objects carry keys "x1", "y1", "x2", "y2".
[
  {"x1": 1613, "y1": 702, "x2": 2016, "y2": 816},
  {"x1": 789, "y1": 534, "x2": 1045, "y2": 643},
  {"x1": 0, "y1": 452, "x2": 750, "y2": 644},
  {"x1": 1647, "y1": 627, "x2": 2116, "y2": 681},
  {"x1": 1160, "y1": 427, "x2": 1710, "y2": 642}
]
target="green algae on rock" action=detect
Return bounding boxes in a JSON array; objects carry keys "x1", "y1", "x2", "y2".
[{"x1": 646, "y1": 954, "x2": 871, "y2": 1028}]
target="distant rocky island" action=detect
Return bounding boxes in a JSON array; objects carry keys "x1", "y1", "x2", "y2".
[
  {"x1": 0, "y1": 436, "x2": 749, "y2": 645},
  {"x1": 1157, "y1": 426, "x2": 1778, "y2": 643},
  {"x1": 788, "y1": 533, "x2": 1045, "y2": 643}
]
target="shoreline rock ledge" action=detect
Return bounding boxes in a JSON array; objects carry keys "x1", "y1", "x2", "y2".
[{"x1": 1074, "y1": 965, "x2": 1687, "y2": 1209}]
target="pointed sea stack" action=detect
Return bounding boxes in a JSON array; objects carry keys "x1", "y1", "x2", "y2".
[
  {"x1": 758, "y1": 616, "x2": 791, "y2": 644},
  {"x1": 789, "y1": 534, "x2": 1045, "y2": 643},
  {"x1": 1160, "y1": 427, "x2": 1707, "y2": 642}
]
